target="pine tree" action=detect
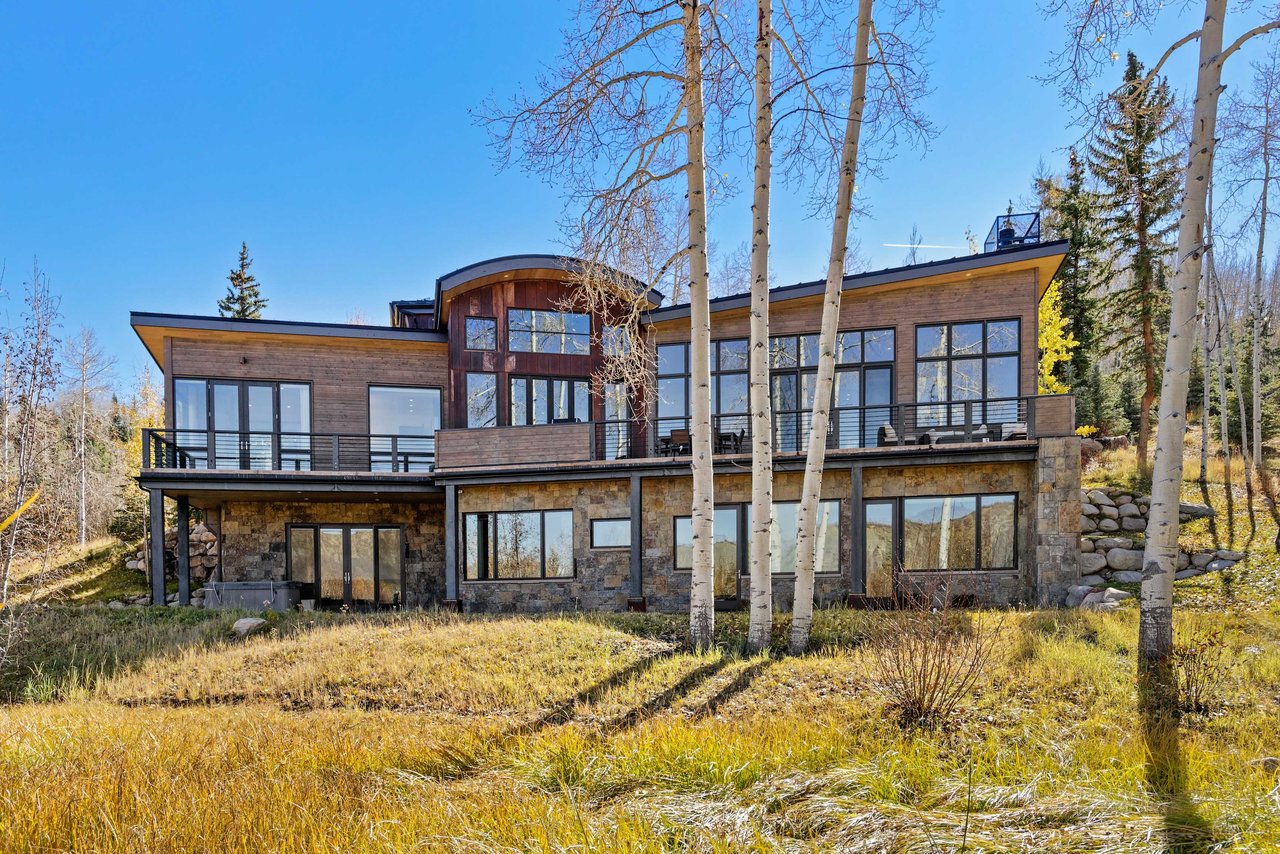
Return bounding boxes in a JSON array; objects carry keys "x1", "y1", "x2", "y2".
[
  {"x1": 1036, "y1": 147, "x2": 1107, "y2": 383},
  {"x1": 217, "y1": 242, "x2": 268, "y2": 319},
  {"x1": 1087, "y1": 52, "x2": 1182, "y2": 477}
]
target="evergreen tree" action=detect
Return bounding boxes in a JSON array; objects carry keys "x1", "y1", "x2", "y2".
[
  {"x1": 1036, "y1": 147, "x2": 1107, "y2": 383},
  {"x1": 1087, "y1": 52, "x2": 1182, "y2": 476},
  {"x1": 217, "y1": 242, "x2": 268, "y2": 319}
]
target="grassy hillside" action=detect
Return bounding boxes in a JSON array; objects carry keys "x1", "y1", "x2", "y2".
[{"x1": 1, "y1": 447, "x2": 1277, "y2": 851}]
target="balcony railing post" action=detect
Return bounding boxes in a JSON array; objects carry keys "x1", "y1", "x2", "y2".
[
  {"x1": 963, "y1": 401, "x2": 973, "y2": 441},
  {"x1": 390, "y1": 435, "x2": 399, "y2": 472},
  {"x1": 143, "y1": 429, "x2": 152, "y2": 469},
  {"x1": 1026, "y1": 396, "x2": 1036, "y2": 438},
  {"x1": 331, "y1": 435, "x2": 340, "y2": 470}
]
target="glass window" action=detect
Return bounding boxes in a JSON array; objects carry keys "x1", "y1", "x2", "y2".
[
  {"x1": 289, "y1": 525, "x2": 402, "y2": 607},
  {"x1": 591, "y1": 518, "x2": 631, "y2": 549},
  {"x1": 917, "y1": 325, "x2": 948, "y2": 358},
  {"x1": 769, "y1": 336, "x2": 798, "y2": 369},
  {"x1": 349, "y1": 527, "x2": 376, "y2": 602},
  {"x1": 987, "y1": 356, "x2": 1019, "y2": 399},
  {"x1": 464, "y1": 510, "x2": 574, "y2": 580},
  {"x1": 717, "y1": 339, "x2": 749, "y2": 371},
  {"x1": 657, "y1": 343, "x2": 687, "y2": 375},
  {"x1": 798, "y1": 335, "x2": 820, "y2": 367},
  {"x1": 496, "y1": 512, "x2": 542, "y2": 578},
  {"x1": 902, "y1": 496, "x2": 977, "y2": 571},
  {"x1": 987, "y1": 320, "x2": 1019, "y2": 353},
  {"x1": 913, "y1": 320, "x2": 1021, "y2": 424},
  {"x1": 173, "y1": 379, "x2": 208, "y2": 465},
  {"x1": 544, "y1": 511, "x2": 574, "y2": 577},
  {"x1": 319, "y1": 527, "x2": 345, "y2": 602},
  {"x1": 716, "y1": 373, "x2": 749, "y2": 417},
  {"x1": 378, "y1": 528, "x2": 402, "y2": 606},
  {"x1": 951, "y1": 323, "x2": 984, "y2": 356},
  {"x1": 746, "y1": 500, "x2": 840, "y2": 575},
  {"x1": 864, "y1": 502, "x2": 895, "y2": 597},
  {"x1": 508, "y1": 309, "x2": 590, "y2": 354},
  {"x1": 864, "y1": 329, "x2": 895, "y2": 362},
  {"x1": 289, "y1": 527, "x2": 315, "y2": 586},
  {"x1": 279, "y1": 384, "x2": 311, "y2": 434},
  {"x1": 980, "y1": 495, "x2": 1016, "y2": 569},
  {"x1": 466, "y1": 373, "x2": 497, "y2": 428},
  {"x1": 510, "y1": 377, "x2": 589, "y2": 425},
  {"x1": 369, "y1": 386, "x2": 439, "y2": 472},
  {"x1": 464, "y1": 317, "x2": 497, "y2": 350},
  {"x1": 836, "y1": 331, "x2": 861, "y2": 364},
  {"x1": 674, "y1": 507, "x2": 740, "y2": 598}
]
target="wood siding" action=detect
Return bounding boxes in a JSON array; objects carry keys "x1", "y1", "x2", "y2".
[
  {"x1": 649, "y1": 268, "x2": 1041, "y2": 408},
  {"x1": 166, "y1": 336, "x2": 448, "y2": 435},
  {"x1": 436, "y1": 423, "x2": 594, "y2": 470}
]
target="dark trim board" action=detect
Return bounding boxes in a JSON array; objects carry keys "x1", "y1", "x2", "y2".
[{"x1": 130, "y1": 312, "x2": 448, "y2": 344}]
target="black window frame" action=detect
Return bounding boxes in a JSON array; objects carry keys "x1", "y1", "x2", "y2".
[
  {"x1": 172, "y1": 377, "x2": 315, "y2": 470},
  {"x1": 896, "y1": 492, "x2": 1019, "y2": 573},
  {"x1": 672, "y1": 499, "x2": 843, "y2": 577},
  {"x1": 285, "y1": 523, "x2": 406, "y2": 609},
  {"x1": 914, "y1": 318, "x2": 1021, "y2": 426},
  {"x1": 506, "y1": 308, "x2": 592, "y2": 355},
  {"x1": 463, "y1": 316, "x2": 498, "y2": 351},
  {"x1": 464, "y1": 371, "x2": 499, "y2": 428},
  {"x1": 462, "y1": 508, "x2": 576, "y2": 581},
  {"x1": 508, "y1": 375, "x2": 592, "y2": 426},
  {"x1": 366, "y1": 383, "x2": 442, "y2": 472},
  {"x1": 590, "y1": 518, "x2": 632, "y2": 549}
]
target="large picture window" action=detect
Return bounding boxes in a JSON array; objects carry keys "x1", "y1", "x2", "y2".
[
  {"x1": 509, "y1": 376, "x2": 591, "y2": 425},
  {"x1": 463, "y1": 509, "x2": 575, "y2": 580},
  {"x1": 915, "y1": 320, "x2": 1020, "y2": 426},
  {"x1": 900, "y1": 493, "x2": 1017, "y2": 572},
  {"x1": 369, "y1": 386, "x2": 440, "y2": 471},
  {"x1": 464, "y1": 317, "x2": 497, "y2": 350},
  {"x1": 465, "y1": 372, "x2": 498, "y2": 428},
  {"x1": 172, "y1": 378, "x2": 312, "y2": 470},
  {"x1": 508, "y1": 309, "x2": 591, "y2": 355},
  {"x1": 745, "y1": 500, "x2": 840, "y2": 575}
]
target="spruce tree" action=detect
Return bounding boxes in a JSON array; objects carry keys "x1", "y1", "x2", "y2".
[
  {"x1": 1087, "y1": 52, "x2": 1182, "y2": 476},
  {"x1": 1036, "y1": 148, "x2": 1107, "y2": 385},
  {"x1": 218, "y1": 242, "x2": 268, "y2": 319}
]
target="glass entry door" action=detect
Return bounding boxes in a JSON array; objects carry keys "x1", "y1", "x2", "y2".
[
  {"x1": 289, "y1": 525, "x2": 405, "y2": 609},
  {"x1": 211, "y1": 381, "x2": 276, "y2": 469},
  {"x1": 863, "y1": 500, "x2": 897, "y2": 598}
]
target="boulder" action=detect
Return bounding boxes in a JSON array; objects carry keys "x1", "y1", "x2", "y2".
[
  {"x1": 231, "y1": 617, "x2": 269, "y2": 638},
  {"x1": 1098, "y1": 518, "x2": 1120, "y2": 532},
  {"x1": 1216, "y1": 549, "x2": 1245, "y2": 561},
  {"x1": 107, "y1": 600, "x2": 125, "y2": 610},
  {"x1": 1106, "y1": 549, "x2": 1144, "y2": 572},
  {"x1": 1102, "y1": 588, "x2": 1132, "y2": 602},
  {"x1": 1080, "y1": 538, "x2": 1095, "y2": 553},
  {"x1": 1192, "y1": 552, "x2": 1214, "y2": 568},
  {"x1": 1112, "y1": 570, "x2": 1145, "y2": 584},
  {"x1": 1249, "y1": 757, "x2": 1280, "y2": 775},
  {"x1": 1079, "y1": 552, "x2": 1108, "y2": 574},
  {"x1": 1177, "y1": 552, "x2": 1190, "y2": 569},
  {"x1": 1118, "y1": 503, "x2": 1141, "y2": 518},
  {"x1": 1082, "y1": 600, "x2": 1121, "y2": 612},
  {"x1": 1179, "y1": 502, "x2": 1215, "y2": 519},
  {"x1": 1081, "y1": 515, "x2": 1098, "y2": 533},
  {"x1": 1100, "y1": 504, "x2": 1119, "y2": 519},
  {"x1": 1095, "y1": 537, "x2": 1134, "y2": 551},
  {"x1": 1081, "y1": 502, "x2": 1100, "y2": 516},
  {"x1": 1175, "y1": 568, "x2": 1203, "y2": 580},
  {"x1": 1080, "y1": 574, "x2": 1106, "y2": 587},
  {"x1": 1115, "y1": 495, "x2": 1133, "y2": 506},
  {"x1": 1081, "y1": 591, "x2": 1107, "y2": 606},
  {"x1": 1205, "y1": 559, "x2": 1234, "y2": 574},
  {"x1": 1087, "y1": 489, "x2": 1116, "y2": 507},
  {"x1": 1066, "y1": 585, "x2": 1097, "y2": 608},
  {"x1": 1120, "y1": 517, "x2": 1147, "y2": 532},
  {"x1": 1135, "y1": 495, "x2": 1151, "y2": 505}
]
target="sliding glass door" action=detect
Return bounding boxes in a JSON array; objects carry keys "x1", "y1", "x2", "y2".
[
  {"x1": 176, "y1": 379, "x2": 311, "y2": 469},
  {"x1": 289, "y1": 525, "x2": 405, "y2": 609}
]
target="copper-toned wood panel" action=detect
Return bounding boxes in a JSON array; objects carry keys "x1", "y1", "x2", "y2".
[
  {"x1": 435, "y1": 423, "x2": 594, "y2": 469},
  {"x1": 166, "y1": 336, "x2": 448, "y2": 435},
  {"x1": 1033, "y1": 394, "x2": 1075, "y2": 437}
]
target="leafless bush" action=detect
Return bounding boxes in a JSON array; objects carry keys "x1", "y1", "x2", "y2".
[
  {"x1": 868, "y1": 582, "x2": 1002, "y2": 727},
  {"x1": 1172, "y1": 629, "x2": 1229, "y2": 715}
]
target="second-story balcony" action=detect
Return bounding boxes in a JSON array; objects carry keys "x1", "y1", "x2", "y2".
[
  {"x1": 143, "y1": 430, "x2": 436, "y2": 474},
  {"x1": 143, "y1": 395, "x2": 1072, "y2": 476}
]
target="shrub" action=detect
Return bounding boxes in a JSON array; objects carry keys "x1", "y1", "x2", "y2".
[
  {"x1": 1172, "y1": 629, "x2": 1228, "y2": 715},
  {"x1": 868, "y1": 584, "x2": 1002, "y2": 727}
]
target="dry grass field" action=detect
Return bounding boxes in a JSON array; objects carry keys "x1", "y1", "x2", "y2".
[{"x1": 0, "y1": 455, "x2": 1278, "y2": 852}]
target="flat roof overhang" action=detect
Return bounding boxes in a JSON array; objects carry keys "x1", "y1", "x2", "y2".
[
  {"x1": 130, "y1": 311, "x2": 448, "y2": 370},
  {"x1": 646, "y1": 240, "x2": 1069, "y2": 324},
  {"x1": 137, "y1": 470, "x2": 443, "y2": 503}
]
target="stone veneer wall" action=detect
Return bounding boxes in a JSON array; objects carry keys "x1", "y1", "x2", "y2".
[
  {"x1": 639, "y1": 470, "x2": 853, "y2": 613},
  {"x1": 218, "y1": 500, "x2": 445, "y2": 607},
  {"x1": 862, "y1": 459, "x2": 1037, "y2": 605},
  {"x1": 455, "y1": 478, "x2": 632, "y2": 613},
  {"x1": 1035, "y1": 436, "x2": 1083, "y2": 606}
]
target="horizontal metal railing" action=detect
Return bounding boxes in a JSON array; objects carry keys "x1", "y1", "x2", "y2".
[{"x1": 143, "y1": 429, "x2": 436, "y2": 473}]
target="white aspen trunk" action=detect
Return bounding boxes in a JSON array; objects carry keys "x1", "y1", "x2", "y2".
[
  {"x1": 1200, "y1": 255, "x2": 1211, "y2": 483},
  {"x1": 79, "y1": 377, "x2": 87, "y2": 549},
  {"x1": 1221, "y1": 285, "x2": 1252, "y2": 480},
  {"x1": 1139, "y1": 0, "x2": 1226, "y2": 673},
  {"x1": 746, "y1": 0, "x2": 775, "y2": 654},
  {"x1": 790, "y1": 0, "x2": 873, "y2": 654},
  {"x1": 682, "y1": 0, "x2": 716, "y2": 652},
  {"x1": 1213, "y1": 273, "x2": 1233, "y2": 482},
  {"x1": 1252, "y1": 150, "x2": 1269, "y2": 481}
]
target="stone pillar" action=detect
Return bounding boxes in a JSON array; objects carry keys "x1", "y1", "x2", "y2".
[
  {"x1": 148, "y1": 489, "x2": 166, "y2": 606},
  {"x1": 1035, "y1": 435, "x2": 1082, "y2": 606},
  {"x1": 443, "y1": 484, "x2": 459, "y2": 609},
  {"x1": 627, "y1": 474, "x2": 645, "y2": 611},
  {"x1": 176, "y1": 496, "x2": 190, "y2": 606}
]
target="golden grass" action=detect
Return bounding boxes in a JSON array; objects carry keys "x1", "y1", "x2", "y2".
[{"x1": 2, "y1": 606, "x2": 1279, "y2": 851}]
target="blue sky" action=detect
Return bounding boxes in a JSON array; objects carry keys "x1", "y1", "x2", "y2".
[{"x1": 0, "y1": 2, "x2": 1246, "y2": 384}]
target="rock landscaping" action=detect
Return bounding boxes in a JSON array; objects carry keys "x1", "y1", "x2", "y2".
[
  {"x1": 109, "y1": 521, "x2": 219, "y2": 610},
  {"x1": 1069, "y1": 486, "x2": 1244, "y2": 608}
]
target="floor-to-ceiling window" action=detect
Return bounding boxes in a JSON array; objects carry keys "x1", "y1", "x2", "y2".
[
  {"x1": 915, "y1": 319, "x2": 1020, "y2": 427},
  {"x1": 368, "y1": 386, "x2": 440, "y2": 471},
  {"x1": 287, "y1": 524, "x2": 404, "y2": 608},
  {"x1": 172, "y1": 379, "x2": 311, "y2": 469}
]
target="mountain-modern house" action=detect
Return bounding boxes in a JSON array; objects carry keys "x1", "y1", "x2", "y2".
[{"x1": 132, "y1": 216, "x2": 1082, "y2": 613}]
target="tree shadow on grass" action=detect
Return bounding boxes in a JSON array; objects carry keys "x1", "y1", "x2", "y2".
[
  {"x1": 1139, "y1": 668, "x2": 1220, "y2": 854},
  {"x1": 527, "y1": 649, "x2": 676, "y2": 732},
  {"x1": 604, "y1": 657, "x2": 730, "y2": 733},
  {"x1": 690, "y1": 658, "x2": 773, "y2": 720}
]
